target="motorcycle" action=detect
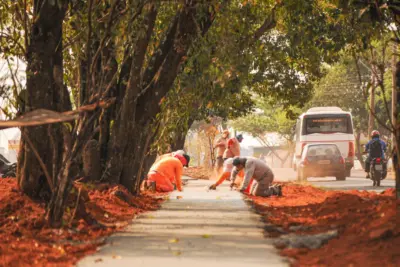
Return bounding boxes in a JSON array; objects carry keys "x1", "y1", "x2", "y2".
[{"x1": 369, "y1": 157, "x2": 385, "y2": 187}]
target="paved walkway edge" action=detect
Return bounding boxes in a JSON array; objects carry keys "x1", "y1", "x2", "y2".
[{"x1": 78, "y1": 179, "x2": 288, "y2": 267}]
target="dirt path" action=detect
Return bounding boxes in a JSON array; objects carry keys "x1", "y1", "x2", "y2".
[{"x1": 78, "y1": 179, "x2": 287, "y2": 267}]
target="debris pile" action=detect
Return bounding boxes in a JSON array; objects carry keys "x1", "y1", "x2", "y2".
[
  {"x1": 0, "y1": 178, "x2": 165, "y2": 266},
  {"x1": 249, "y1": 183, "x2": 399, "y2": 267}
]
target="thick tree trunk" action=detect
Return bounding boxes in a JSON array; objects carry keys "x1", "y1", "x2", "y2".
[
  {"x1": 99, "y1": 48, "x2": 118, "y2": 167},
  {"x1": 106, "y1": 6, "x2": 158, "y2": 185},
  {"x1": 355, "y1": 132, "x2": 365, "y2": 170},
  {"x1": 104, "y1": 3, "x2": 215, "y2": 192},
  {"x1": 17, "y1": 0, "x2": 69, "y2": 200},
  {"x1": 47, "y1": 111, "x2": 99, "y2": 226},
  {"x1": 170, "y1": 117, "x2": 194, "y2": 151}
]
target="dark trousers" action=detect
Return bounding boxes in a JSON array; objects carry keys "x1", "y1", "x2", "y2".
[
  {"x1": 216, "y1": 156, "x2": 224, "y2": 171},
  {"x1": 250, "y1": 174, "x2": 275, "y2": 197}
]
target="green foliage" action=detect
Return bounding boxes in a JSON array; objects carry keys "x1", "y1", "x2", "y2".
[
  {"x1": 310, "y1": 56, "x2": 369, "y2": 133},
  {"x1": 154, "y1": 0, "x2": 363, "y2": 149},
  {"x1": 229, "y1": 98, "x2": 300, "y2": 141}
]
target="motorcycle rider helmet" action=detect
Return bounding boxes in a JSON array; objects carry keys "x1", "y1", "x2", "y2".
[{"x1": 371, "y1": 130, "x2": 380, "y2": 138}]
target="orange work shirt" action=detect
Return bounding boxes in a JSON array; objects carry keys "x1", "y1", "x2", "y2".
[
  {"x1": 150, "y1": 156, "x2": 183, "y2": 191},
  {"x1": 223, "y1": 137, "x2": 241, "y2": 158}
]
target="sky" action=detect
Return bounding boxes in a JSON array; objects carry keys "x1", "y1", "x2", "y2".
[{"x1": 0, "y1": 58, "x2": 25, "y2": 161}]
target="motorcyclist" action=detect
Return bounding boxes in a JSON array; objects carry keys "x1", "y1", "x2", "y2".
[{"x1": 365, "y1": 130, "x2": 387, "y2": 178}]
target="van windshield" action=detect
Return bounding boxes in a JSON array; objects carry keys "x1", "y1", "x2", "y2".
[{"x1": 303, "y1": 115, "x2": 352, "y2": 135}]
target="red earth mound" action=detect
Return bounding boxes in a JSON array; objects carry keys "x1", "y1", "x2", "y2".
[
  {"x1": 0, "y1": 178, "x2": 165, "y2": 267},
  {"x1": 249, "y1": 183, "x2": 399, "y2": 267}
]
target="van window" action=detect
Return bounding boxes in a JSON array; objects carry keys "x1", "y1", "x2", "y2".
[
  {"x1": 302, "y1": 115, "x2": 352, "y2": 135},
  {"x1": 307, "y1": 145, "x2": 341, "y2": 157}
]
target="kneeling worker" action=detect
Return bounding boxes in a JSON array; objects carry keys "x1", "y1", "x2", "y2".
[
  {"x1": 208, "y1": 157, "x2": 253, "y2": 193},
  {"x1": 231, "y1": 157, "x2": 282, "y2": 197},
  {"x1": 147, "y1": 154, "x2": 190, "y2": 192}
]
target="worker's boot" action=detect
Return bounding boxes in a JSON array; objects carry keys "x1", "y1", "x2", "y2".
[
  {"x1": 270, "y1": 184, "x2": 282, "y2": 197},
  {"x1": 276, "y1": 185, "x2": 282, "y2": 197},
  {"x1": 143, "y1": 180, "x2": 149, "y2": 191}
]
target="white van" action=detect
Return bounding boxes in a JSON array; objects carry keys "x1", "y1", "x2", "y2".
[{"x1": 293, "y1": 107, "x2": 355, "y2": 177}]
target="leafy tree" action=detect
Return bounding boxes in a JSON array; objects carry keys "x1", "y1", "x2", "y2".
[
  {"x1": 229, "y1": 99, "x2": 300, "y2": 166},
  {"x1": 4, "y1": 0, "x2": 396, "y2": 224}
]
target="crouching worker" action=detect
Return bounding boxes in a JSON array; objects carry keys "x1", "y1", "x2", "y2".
[
  {"x1": 147, "y1": 154, "x2": 190, "y2": 192},
  {"x1": 208, "y1": 157, "x2": 253, "y2": 193},
  {"x1": 231, "y1": 157, "x2": 282, "y2": 197}
]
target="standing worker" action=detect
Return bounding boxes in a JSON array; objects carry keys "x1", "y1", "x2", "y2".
[
  {"x1": 147, "y1": 154, "x2": 190, "y2": 192},
  {"x1": 223, "y1": 134, "x2": 244, "y2": 160},
  {"x1": 214, "y1": 130, "x2": 230, "y2": 173},
  {"x1": 231, "y1": 157, "x2": 282, "y2": 197}
]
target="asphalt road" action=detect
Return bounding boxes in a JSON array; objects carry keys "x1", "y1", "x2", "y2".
[{"x1": 272, "y1": 168, "x2": 395, "y2": 193}]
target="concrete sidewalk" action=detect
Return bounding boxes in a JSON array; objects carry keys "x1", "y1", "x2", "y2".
[{"x1": 78, "y1": 179, "x2": 287, "y2": 267}]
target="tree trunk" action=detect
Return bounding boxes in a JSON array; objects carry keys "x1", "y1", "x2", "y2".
[
  {"x1": 47, "y1": 111, "x2": 99, "y2": 226},
  {"x1": 170, "y1": 117, "x2": 195, "y2": 151},
  {"x1": 106, "y1": 5, "x2": 157, "y2": 185},
  {"x1": 355, "y1": 132, "x2": 365, "y2": 170},
  {"x1": 106, "y1": 3, "x2": 215, "y2": 192},
  {"x1": 171, "y1": 133, "x2": 187, "y2": 151},
  {"x1": 393, "y1": 60, "x2": 400, "y2": 199},
  {"x1": 99, "y1": 48, "x2": 118, "y2": 167},
  {"x1": 394, "y1": 143, "x2": 400, "y2": 199},
  {"x1": 17, "y1": 0, "x2": 70, "y2": 200}
]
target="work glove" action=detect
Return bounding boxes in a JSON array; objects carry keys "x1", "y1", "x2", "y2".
[{"x1": 209, "y1": 184, "x2": 217, "y2": 190}]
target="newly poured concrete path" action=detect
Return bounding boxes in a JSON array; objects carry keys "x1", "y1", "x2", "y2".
[{"x1": 78, "y1": 179, "x2": 287, "y2": 267}]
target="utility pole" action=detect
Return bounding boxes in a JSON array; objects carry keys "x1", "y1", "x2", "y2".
[
  {"x1": 392, "y1": 43, "x2": 398, "y2": 147},
  {"x1": 393, "y1": 43, "x2": 400, "y2": 199}
]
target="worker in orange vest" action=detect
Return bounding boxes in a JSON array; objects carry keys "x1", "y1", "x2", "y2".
[
  {"x1": 214, "y1": 130, "x2": 230, "y2": 173},
  {"x1": 223, "y1": 134, "x2": 243, "y2": 160},
  {"x1": 147, "y1": 154, "x2": 190, "y2": 192}
]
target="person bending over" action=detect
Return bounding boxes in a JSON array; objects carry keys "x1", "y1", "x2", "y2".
[{"x1": 231, "y1": 157, "x2": 282, "y2": 197}]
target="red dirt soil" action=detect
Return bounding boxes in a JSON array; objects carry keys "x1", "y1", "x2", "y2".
[
  {"x1": 249, "y1": 183, "x2": 399, "y2": 267},
  {"x1": 0, "y1": 178, "x2": 166, "y2": 267},
  {"x1": 183, "y1": 166, "x2": 213, "y2": 180}
]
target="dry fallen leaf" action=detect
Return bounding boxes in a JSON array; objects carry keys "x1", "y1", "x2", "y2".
[
  {"x1": 172, "y1": 251, "x2": 182, "y2": 256},
  {"x1": 57, "y1": 246, "x2": 66, "y2": 254},
  {"x1": 202, "y1": 234, "x2": 212, "y2": 238},
  {"x1": 168, "y1": 238, "x2": 180, "y2": 243},
  {"x1": 112, "y1": 255, "x2": 122, "y2": 260},
  {"x1": 95, "y1": 258, "x2": 103, "y2": 263},
  {"x1": 176, "y1": 196, "x2": 183, "y2": 199}
]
